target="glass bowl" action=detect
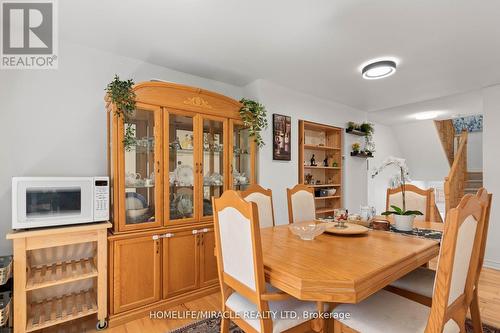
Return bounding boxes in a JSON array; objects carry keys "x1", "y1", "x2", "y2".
[{"x1": 289, "y1": 222, "x2": 326, "y2": 240}]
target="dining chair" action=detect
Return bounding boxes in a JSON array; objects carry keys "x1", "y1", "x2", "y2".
[
  {"x1": 212, "y1": 190, "x2": 317, "y2": 333},
  {"x1": 386, "y1": 184, "x2": 436, "y2": 221},
  {"x1": 287, "y1": 184, "x2": 316, "y2": 224},
  {"x1": 333, "y1": 192, "x2": 486, "y2": 333},
  {"x1": 386, "y1": 188, "x2": 492, "y2": 332},
  {"x1": 240, "y1": 184, "x2": 275, "y2": 228}
]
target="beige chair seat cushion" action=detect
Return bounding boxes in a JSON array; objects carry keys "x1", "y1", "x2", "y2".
[
  {"x1": 389, "y1": 267, "x2": 435, "y2": 298},
  {"x1": 335, "y1": 290, "x2": 459, "y2": 333},
  {"x1": 226, "y1": 284, "x2": 316, "y2": 333}
]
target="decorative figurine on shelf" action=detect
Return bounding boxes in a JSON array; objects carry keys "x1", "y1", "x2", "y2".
[
  {"x1": 323, "y1": 156, "x2": 329, "y2": 167},
  {"x1": 332, "y1": 161, "x2": 338, "y2": 167},
  {"x1": 169, "y1": 137, "x2": 182, "y2": 150},
  {"x1": 180, "y1": 134, "x2": 193, "y2": 149},
  {"x1": 310, "y1": 154, "x2": 317, "y2": 166},
  {"x1": 305, "y1": 173, "x2": 313, "y2": 185}
]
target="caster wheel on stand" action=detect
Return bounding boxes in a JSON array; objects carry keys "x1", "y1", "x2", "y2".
[{"x1": 96, "y1": 319, "x2": 108, "y2": 330}]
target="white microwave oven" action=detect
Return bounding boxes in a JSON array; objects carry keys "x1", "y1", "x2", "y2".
[{"x1": 12, "y1": 177, "x2": 109, "y2": 229}]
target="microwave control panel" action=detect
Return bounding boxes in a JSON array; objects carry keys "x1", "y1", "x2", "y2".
[{"x1": 94, "y1": 177, "x2": 110, "y2": 221}]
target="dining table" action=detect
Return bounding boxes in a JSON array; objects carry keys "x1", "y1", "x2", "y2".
[{"x1": 260, "y1": 220, "x2": 443, "y2": 332}]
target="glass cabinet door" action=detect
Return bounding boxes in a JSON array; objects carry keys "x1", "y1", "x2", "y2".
[
  {"x1": 122, "y1": 107, "x2": 161, "y2": 229},
  {"x1": 200, "y1": 117, "x2": 227, "y2": 218},
  {"x1": 230, "y1": 120, "x2": 254, "y2": 191},
  {"x1": 167, "y1": 112, "x2": 196, "y2": 222}
]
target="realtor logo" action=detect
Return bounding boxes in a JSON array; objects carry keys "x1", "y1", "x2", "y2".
[{"x1": 1, "y1": 0, "x2": 58, "y2": 69}]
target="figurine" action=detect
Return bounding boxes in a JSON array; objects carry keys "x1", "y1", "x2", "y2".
[
  {"x1": 169, "y1": 137, "x2": 182, "y2": 150},
  {"x1": 332, "y1": 161, "x2": 338, "y2": 167},
  {"x1": 310, "y1": 154, "x2": 317, "y2": 166},
  {"x1": 323, "y1": 156, "x2": 329, "y2": 167}
]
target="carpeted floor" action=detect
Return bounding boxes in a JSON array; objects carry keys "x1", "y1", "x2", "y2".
[{"x1": 169, "y1": 317, "x2": 500, "y2": 333}]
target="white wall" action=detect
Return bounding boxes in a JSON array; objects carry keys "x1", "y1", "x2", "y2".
[
  {"x1": 482, "y1": 84, "x2": 500, "y2": 269},
  {"x1": 245, "y1": 80, "x2": 367, "y2": 225},
  {"x1": 467, "y1": 132, "x2": 483, "y2": 172},
  {"x1": 390, "y1": 120, "x2": 450, "y2": 180},
  {"x1": 366, "y1": 123, "x2": 402, "y2": 215},
  {"x1": 0, "y1": 42, "x2": 244, "y2": 255}
]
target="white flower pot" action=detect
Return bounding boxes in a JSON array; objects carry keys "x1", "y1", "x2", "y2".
[{"x1": 394, "y1": 215, "x2": 416, "y2": 231}]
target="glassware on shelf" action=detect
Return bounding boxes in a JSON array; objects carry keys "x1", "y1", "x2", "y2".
[
  {"x1": 202, "y1": 119, "x2": 225, "y2": 217},
  {"x1": 124, "y1": 109, "x2": 156, "y2": 225},
  {"x1": 232, "y1": 124, "x2": 252, "y2": 189},
  {"x1": 203, "y1": 173, "x2": 223, "y2": 186},
  {"x1": 169, "y1": 114, "x2": 195, "y2": 221},
  {"x1": 232, "y1": 170, "x2": 249, "y2": 186}
]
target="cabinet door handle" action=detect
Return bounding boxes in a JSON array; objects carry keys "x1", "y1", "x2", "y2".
[
  {"x1": 163, "y1": 233, "x2": 175, "y2": 238},
  {"x1": 196, "y1": 235, "x2": 200, "y2": 246},
  {"x1": 156, "y1": 160, "x2": 160, "y2": 174},
  {"x1": 195, "y1": 162, "x2": 199, "y2": 174},
  {"x1": 193, "y1": 228, "x2": 208, "y2": 235},
  {"x1": 152, "y1": 235, "x2": 160, "y2": 240},
  {"x1": 155, "y1": 240, "x2": 159, "y2": 254}
]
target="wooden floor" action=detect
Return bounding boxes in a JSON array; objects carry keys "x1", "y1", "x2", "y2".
[{"x1": 42, "y1": 268, "x2": 500, "y2": 332}]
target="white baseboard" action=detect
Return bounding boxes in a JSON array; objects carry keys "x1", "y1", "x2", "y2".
[{"x1": 483, "y1": 259, "x2": 500, "y2": 270}]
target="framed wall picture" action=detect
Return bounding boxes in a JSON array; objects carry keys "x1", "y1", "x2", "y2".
[{"x1": 273, "y1": 114, "x2": 291, "y2": 160}]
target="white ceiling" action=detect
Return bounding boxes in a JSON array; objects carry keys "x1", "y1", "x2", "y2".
[
  {"x1": 61, "y1": 0, "x2": 500, "y2": 111},
  {"x1": 367, "y1": 90, "x2": 483, "y2": 125}
]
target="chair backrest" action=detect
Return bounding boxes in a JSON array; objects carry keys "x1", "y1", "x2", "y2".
[
  {"x1": 240, "y1": 184, "x2": 275, "y2": 228},
  {"x1": 474, "y1": 188, "x2": 493, "y2": 286},
  {"x1": 212, "y1": 190, "x2": 272, "y2": 332},
  {"x1": 387, "y1": 184, "x2": 435, "y2": 221},
  {"x1": 425, "y1": 193, "x2": 486, "y2": 332},
  {"x1": 287, "y1": 184, "x2": 316, "y2": 223}
]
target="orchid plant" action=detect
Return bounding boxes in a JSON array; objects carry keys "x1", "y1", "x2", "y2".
[{"x1": 371, "y1": 156, "x2": 423, "y2": 217}]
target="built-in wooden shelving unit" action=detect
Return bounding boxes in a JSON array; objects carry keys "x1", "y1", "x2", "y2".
[{"x1": 299, "y1": 120, "x2": 343, "y2": 217}]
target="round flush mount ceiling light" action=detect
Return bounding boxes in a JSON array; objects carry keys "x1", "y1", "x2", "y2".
[{"x1": 361, "y1": 60, "x2": 397, "y2": 80}]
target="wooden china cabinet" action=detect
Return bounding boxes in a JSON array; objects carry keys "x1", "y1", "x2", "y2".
[{"x1": 105, "y1": 81, "x2": 256, "y2": 325}]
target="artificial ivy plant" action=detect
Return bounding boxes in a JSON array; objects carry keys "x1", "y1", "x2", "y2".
[
  {"x1": 239, "y1": 98, "x2": 268, "y2": 147},
  {"x1": 106, "y1": 75, "x2": 137, "y2": 151}
]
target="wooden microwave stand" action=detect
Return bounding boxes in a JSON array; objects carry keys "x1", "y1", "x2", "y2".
[
  {"x1": 6, "y1": 222, "x2": 111, "y2": 333},
  {"x1": 106, "y1": 82, "x2": 257, "y2": 326}
]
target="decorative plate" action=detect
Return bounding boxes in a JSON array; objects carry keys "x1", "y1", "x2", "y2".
[
  {"x1": 173, "y1": 193, "x2": 193, "y2": 216},
  {"x1": 325, "y1": 222, "x2": 369, "y2": 235},
  {"x1": 175, "y1": 165, "x2": 194, "y2": 186},
  {"x1": 125, "y1": 192, "x2": 147, "y2": 210}
]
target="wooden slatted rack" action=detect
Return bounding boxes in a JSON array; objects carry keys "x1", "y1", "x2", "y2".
[{"x1": 7, "y1": 222, "x2": 111, "y2": 333}]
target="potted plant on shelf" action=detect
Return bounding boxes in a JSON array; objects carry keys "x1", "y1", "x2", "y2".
[
  {"x1": 239, "y1": 98, "x2": 268, "y2": 147},
  {"x1": 371, "y1": 157, "x2": 423, "y2": 231},
  {"x1": 351, "y1": 142, "x2": 361, "y2": 155},
  {"x1": 359, "y1": 122, "x2": 374, "y2": 136},
  {"x1": 347, "y1": 121, "x2": 357, "y2": 132},
  {"x1": 106, "y1": 75, "x2": 137, "y2": 151}
]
